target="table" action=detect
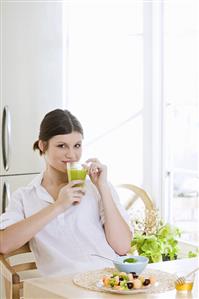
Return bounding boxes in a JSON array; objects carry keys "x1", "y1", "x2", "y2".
[{"x1": 24, "y1": 257, "x2": 199, "y2": 299}]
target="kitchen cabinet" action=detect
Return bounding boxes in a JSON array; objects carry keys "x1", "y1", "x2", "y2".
[
  {"x1": 0, "y1": 1, "x2": 64, "y2": 213},
  {"x1": 0, "y1": 0, "x2": 63, "y2": 176}
]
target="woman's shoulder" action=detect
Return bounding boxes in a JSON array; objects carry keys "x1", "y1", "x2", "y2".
[{"x1": 12, "y1": 173, "x2": 43, "y2": 198}]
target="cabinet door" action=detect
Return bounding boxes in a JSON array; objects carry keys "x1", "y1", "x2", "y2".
[
  {"x1": 1, "y1": 1, "x2": 63, "y2": 175},
  {"x1": 0, "y1": 174, "x2": 36, "y2": 214},
  {"x1": 0, "y1": 2, "x2": 2, "y2": 173}
]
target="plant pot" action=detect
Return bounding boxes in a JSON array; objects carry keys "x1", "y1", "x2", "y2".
[{"x1": 162, "y1": 254, "x2": 178, "y2": 261}]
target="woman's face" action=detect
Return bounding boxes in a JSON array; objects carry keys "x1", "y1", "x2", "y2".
[{"x1": 41, "y1": 132, "x2": 83, "y2": 173}]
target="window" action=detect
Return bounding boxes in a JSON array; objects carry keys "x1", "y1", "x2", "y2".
[
  {"x1": 63, "y1": 0, "x2": 199, "y2": 243},
  {"x1": 163, "y1": 0, "x2": 199, "y2": 243},
  {"x1": 65, "y1": 0, "x2": 144, "y2": 185}
]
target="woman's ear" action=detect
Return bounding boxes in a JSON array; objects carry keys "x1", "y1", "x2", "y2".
[{"x1": 38, "y1": 140, "x2": 46, "y2": 154}]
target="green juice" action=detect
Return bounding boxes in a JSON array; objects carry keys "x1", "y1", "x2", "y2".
[{"x1": 67, "y1": 168, "x2": 87, "y2": 186}]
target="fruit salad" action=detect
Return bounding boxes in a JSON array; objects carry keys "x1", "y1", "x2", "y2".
[{"x1": 102, "y1": 271, "x2": 156, "y2": 291}]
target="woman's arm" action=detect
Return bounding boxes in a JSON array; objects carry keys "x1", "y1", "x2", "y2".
[
  {"x1": 0, "y1": 180, "x2": 85, "y2": 254},
  {"x1": 0, "y1": 204, "x2": 62, "y2": 254},
  {"x1": 86, "y1": 158, "x2": 132, "y2": 255},
  {"x1": 98, "y1": 183, "x2": 132, "y2": 255}
]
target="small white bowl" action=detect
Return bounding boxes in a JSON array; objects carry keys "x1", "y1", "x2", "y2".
[{"x1": 113, "y1": 255, "x2": 149, "y2": 274}]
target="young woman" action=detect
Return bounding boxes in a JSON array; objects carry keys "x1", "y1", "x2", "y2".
[{"x1": 0, "y1": 109, "x2": 132, "y2": 275}]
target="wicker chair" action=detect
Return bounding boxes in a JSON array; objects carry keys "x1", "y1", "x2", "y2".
[
  {"x1": 116, "y1": 184, "x2": 155, "y2": 211},
  {"x1": 0, "y1": 243, "x2": 38, "y2": 299},
  {"x1": 116, "y1": 184, "x2": 157, "y2": 235}
]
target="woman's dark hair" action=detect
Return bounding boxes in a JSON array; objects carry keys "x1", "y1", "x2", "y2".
[{"x1": 33, "y1": 109, "x2": 83, "y2": 155}]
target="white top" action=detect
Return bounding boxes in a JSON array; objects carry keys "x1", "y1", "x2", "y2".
[{"x1": 0, "y1": 174, "x2": 132, "y2": 276}]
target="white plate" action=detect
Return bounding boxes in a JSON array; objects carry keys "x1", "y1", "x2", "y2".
[
  {"x1": 73, "y1": 268, "x2": 175, "y2": 294},
  {"x1": 96, "y1": 280, "x2": 155, "y2": 295}
]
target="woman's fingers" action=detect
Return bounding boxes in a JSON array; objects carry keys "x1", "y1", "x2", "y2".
[
  {"x1": 85, "y1": 158, "x2": 108, "y2": 188},
  {"x1": 86, "y1": 159, "x2": 102, "y2": 174},
  {"x1": 90, "y1": 164, "x2": 100, "y2": 174},
  {"x1": 72, "y1": 186, "x2": 85, "y2": 196},
  {"x1": 86, "y1": 158, "x2": 100, "y2": 163},
  {"x1": 68, "y1": 180, "x2": 84, "y2": 187}
]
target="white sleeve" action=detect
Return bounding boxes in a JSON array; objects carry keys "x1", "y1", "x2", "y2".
[
  {"x1": 99, "y1": 182, "x2": 134, "y2": 234},
  {"x1": 0, "y1": 190, "x2": 25, "y2": 230}
]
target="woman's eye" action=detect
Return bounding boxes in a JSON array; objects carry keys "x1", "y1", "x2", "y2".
[
  {"x1": 75, "y1": 143, "x2": 81, "y2": 149},
  {"x1": 57, "y1": 144, "x2": 65, "y2": 148}
]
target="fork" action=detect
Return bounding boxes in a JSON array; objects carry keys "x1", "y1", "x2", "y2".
[
  {"x1": 90, "y1": 253, "x2": 117, "y2": 263},
  {"x1": 175, "y1": 266, "x2": 199, "y2": 285}
]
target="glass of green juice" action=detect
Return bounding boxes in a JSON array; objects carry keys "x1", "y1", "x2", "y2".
[{"x1": 66, "y1": 162, "x2": 87, "y2": 186}]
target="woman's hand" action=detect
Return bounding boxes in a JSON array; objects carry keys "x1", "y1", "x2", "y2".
[
  {"x1": 86, "y1": 158, "x2": 108, "y2": 189},
  {"x1": 55, "y1": 180, "x2": 85, "y2": 212}
]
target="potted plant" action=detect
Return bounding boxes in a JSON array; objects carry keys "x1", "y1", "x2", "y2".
[{"x1": 129, "y1": 209, "x2": 181, "y2": 263}]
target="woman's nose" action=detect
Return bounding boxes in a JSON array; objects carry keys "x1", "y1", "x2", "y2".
[{"x1": 65, "y1": 149, "x2": 76, "y2": 160}]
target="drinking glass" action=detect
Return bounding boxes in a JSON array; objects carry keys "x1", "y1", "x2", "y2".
[{"x1": 66, "y1": 162, "x2": 87, "y2": 187}]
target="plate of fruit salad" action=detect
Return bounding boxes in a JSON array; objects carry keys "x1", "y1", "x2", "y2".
[{"x1": 96, "y1": 271, "x2": 157, "y2": 294}]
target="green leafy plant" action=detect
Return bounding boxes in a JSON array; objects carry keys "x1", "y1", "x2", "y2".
[
  {"x1": 188, "y1": 248, "x2": 199, "y2": 258},
  {"x1": 129, "y1": 209, "x2": 181, "y2": 263}
]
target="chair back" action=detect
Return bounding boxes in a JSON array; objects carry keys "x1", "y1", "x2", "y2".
[
  {"x1": 116, "y1": 184, "x2": 158, "y2": 235},
  {"x1": 0, "y1": 243, "x2": 37, "y2": 299},
  {"x1": 117, "y1": 183, "x2": 155, "y2": 210}
]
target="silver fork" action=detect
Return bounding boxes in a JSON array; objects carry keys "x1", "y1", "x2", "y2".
[
  {"x1": 175, "y1": 266, "x2": 199, "y2": 285},
  {"x1": 90, "y1": 253, "x2": 117, "y2": 263}
]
